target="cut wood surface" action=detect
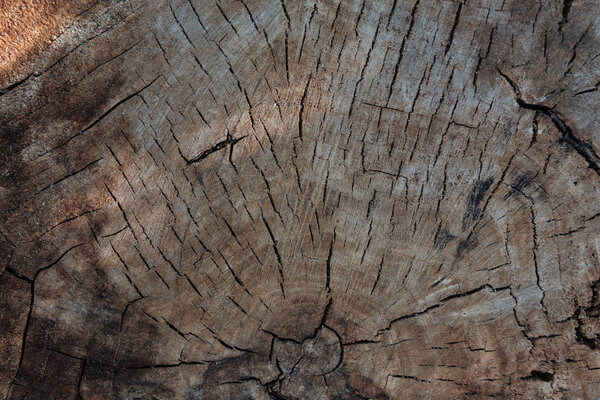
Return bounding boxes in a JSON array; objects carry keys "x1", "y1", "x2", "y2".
[{"x1": 1, "y1": 0, "x2": 600, "y2": 398}]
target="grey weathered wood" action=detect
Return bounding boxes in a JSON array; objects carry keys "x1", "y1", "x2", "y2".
[{"x1": 1, "y1": 0, "x2": 600, "y2": 398}]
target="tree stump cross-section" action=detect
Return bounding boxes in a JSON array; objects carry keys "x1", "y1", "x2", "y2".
[{"x1": 1, "y1": 0, "x2": 600, "y2": 398}]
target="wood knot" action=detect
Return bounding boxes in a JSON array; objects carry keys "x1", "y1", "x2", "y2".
[{"x1": 272, "y1": 326, "x2": 342, "y2": 377}]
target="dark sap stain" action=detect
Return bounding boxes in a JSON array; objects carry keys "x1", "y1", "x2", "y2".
[
  {"x1": 503, "y1": 171, "x2": 535, "y2": 200},
  {"x1": 512, "y1": 171, "x2": 534, "y2": 192},
  {"x1": 194, "y1": 170, "x2": 206, "y2": 187},
  {"x1": 462, "y1": 178, "x2": 493, "y2": 229},
  {"x1": 455, "y1": 235, "x2": 478, "y2": 260},
  {"x1": 434, "y1": 226, "x2": 455, "y2": 250}
]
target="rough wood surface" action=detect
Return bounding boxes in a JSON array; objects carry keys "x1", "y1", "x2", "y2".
[{"x1": 1, "y1": 0, "x2": 600, "y2": 398}]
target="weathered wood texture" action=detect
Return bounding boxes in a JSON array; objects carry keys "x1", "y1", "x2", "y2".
[{"x1": 1, "y1": 0, "x2": 600, "y2": 398}]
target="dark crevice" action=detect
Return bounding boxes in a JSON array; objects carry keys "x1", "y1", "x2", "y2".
[
  {"x1": 342, "y1": 339, "x2": 380, "y2": 346},
  {"x1": 4, "y1": 267, "x2": 33, "y2": 283},
  {"x1": 81, "y1": 76, "x2": 160, "y2": 135},
  {"x1": 284, "y1": 31, "x2": 290, "y2": 84},
  {"x1": 0, "y1": 72, "x2": 33, "y2": 96},
  {"x1": 298, "y1": 75, "x2": 312, "y2": 140},
  {"x1": 371, "y1": 256, "x2": 384, "y2": 294},
  {"x1": 325, "y1": 238, "x2": 334, "y2": 294},
  {"x1": 349, "y1": 20, "x2": 380, "y2": 117},
  {"x1": 263, "y1": 215, "x2": 286, "y2": 299},
  {"x1": 573, "y1": 80, "x2": 600, "y2": 97},
  {"x1": 386, "y1": 0, "x2": 420, "y2": 105},
  {"x1": 377, "y1": 284, "x2": 508, "y2": 336},
  {"x1": 186, "y1": 0, "x2": 207, "y2": 32},
  {"x1": 279, "y1": 0, "x2": 291, "y2": 31},
  {"x1": 521, "y1": 370, "x2": 554, "y2": 382},
  {"x1": 26, "y1": 207, "x2": 103, "y2": 243},
  {"x1": 214, "y1": 336, "x2": 256, "y2": 354},
  {"x1": 157, "y1": 246, "x2": 180, "y2": 276},
  {"x1": 322, "y1": 324, "x2": 344, "y2": 374},
  {"x1": 507, "y1": 288, "x2": 536, "y2": 348},
  {"x1": 11, "y1": 242, "x2": 87, "y2": 387},
  {"x1": 444, "y1": 3, "x2": 463, "y2": 55},
  {"x1": 215, "y1": 2, "x2": 240, "y2": 38},
  {"x1": 330, "y1": 2, "x2": 342, "y2": 30},
  {"x1": 318, "y1": 297, "x2": 333, "y2": 333},
  {"x1": 75, "y1": 359, "x2": 86, "y2": 400},
  {"x1": 120, "y1": 297, "x2": 143, "y2": 331},
  {"x1": 518, "y1": 99, "x2": 600, "y2": 175},
  {"x1": 163, "y1": 318, "x2": 190, "y2": 342},
  {"x1": 125, "y1": 360, "x2": 206, "y2": 370},
  {"x1": 498, "y1": 69, "x2": 600, "y2": 175},
  {"x1": 182, "y1": 134, "x2": 245, "y2": 165},
  {"x1": 35, "y1": 158, "x2": 103, "y2": 195},
  {"x1": 240, "y1": 0, "x2": 260, "y2": 33},
  {"x1": 559, "y1": 0, "x2": 573, "y2": 30},
  {"x1": 390, "y1": 374, "x2": 431, "y2": 383},
  {"x1": 219, "y1": 250, "x2": 254, "y2": 298},
  {"x1": 261, "y1": 328, "x2": 302, "y2": 345},
  {"x1": 167, "y1": 0, "x2": 196, "y2": 48}
]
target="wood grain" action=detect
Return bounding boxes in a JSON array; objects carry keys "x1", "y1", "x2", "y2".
[{"x1": 1, "y1": 0, "x2": 599, "y2": 398}]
